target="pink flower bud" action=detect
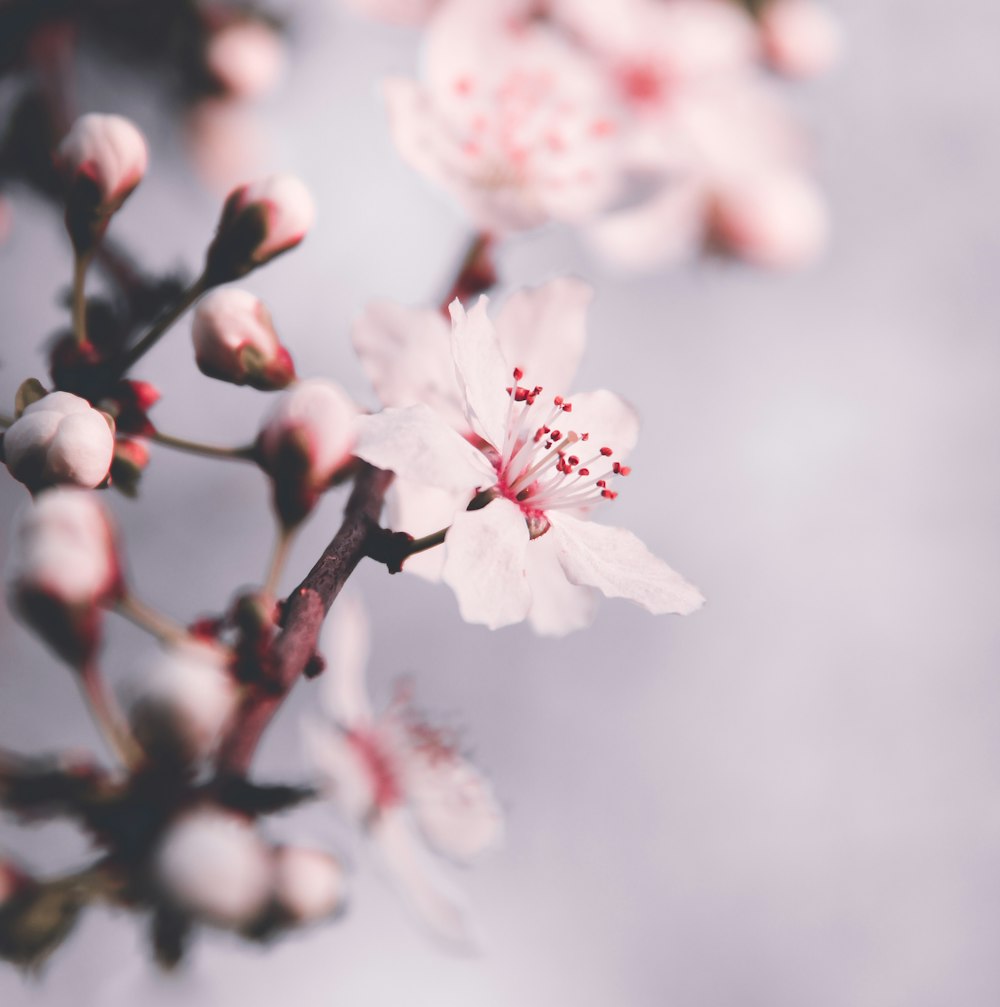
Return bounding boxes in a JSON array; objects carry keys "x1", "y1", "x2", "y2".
[
  {"x1": 125, "y1": 643, "x2": 237, "y2": 764},
  {"x1": 257, "y1": 379, "x2": 358, "y2": 527},
  {"x1": 56, "y1": 114, "x2": 149, "y2": 254},
  {"x1": 272, "y1": 847, "x2": 346, "y2": 923},
  {"x1": 711, "y1": 171, "x2": 828, "y2": 270},
  {"x1": 759, "y1": 0, "x2": 842, "y2": 79},
  {"x1": 7, "y1": 489, "x2": 122, "y2": 667},
  {"x1": 3, "y1": 391, "x2": 115, "y2": 491},
  {"x1": 155, "y1": 809, "x2": 273, "y2": 928},
  {"x1": 205, "y1": 20, "x2": 286, "y2": 99},
  {"x1": 204, "y1": 174, "x2": 315, "y2": 284},
  {"x1": 191, "y1": 289, "x2": 296, "y2": 389}
]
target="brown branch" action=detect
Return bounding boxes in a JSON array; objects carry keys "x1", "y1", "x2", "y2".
[
  {"x1": 439, "y1": 231, "x2": 497, "y2": 314},
  {"x1": 217, "y1": 463, "x2": 394, "y2": 773}
]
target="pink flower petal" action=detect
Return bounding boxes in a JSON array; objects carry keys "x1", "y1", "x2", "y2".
[
  {"x1": 550, "y1": 513, "x2": 704, "y2": 615},
  {"x1": 524, "y1": 533, "x2": 599, "y2": 637},
  {"x1": 387, "y1": 478, "x2": 467, "y2": 582},
  {"x1": 564, "y1": 389, "x2": 641, "y2": 463},
  {"x1": 442, "y1": 498, "x2": 531, "y2": 630}
]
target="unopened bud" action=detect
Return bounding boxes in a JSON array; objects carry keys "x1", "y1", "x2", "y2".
[
  {"x1": 7, "y1": 489, "x2": 122, "y2": 667},
  {"x1": 203, "y1": 174, "x2": 315, "y2": 285},
  {"x1": 257, "y1": 379, "x2": 357, "y2": 527},
  {"x1": 126, "y1": 643, "x2": 237, "y2": 764},
  {"x1": 205, "y1": 20, "x2": 286, "y2": 100},
  {"x1": 3, "y1": 391, "x2": 115, "y2": 491},
  {"x1": 192, "y1": 289, "x2": 296, "y2": 389},
  {"x1": 272, "y1": 847, "x2": 346, "y2": 924},
  {"x1": 109, "y1": 437, "x2": 150, "y2": 498},
  {"x1": 155, "y1": 809, "x2": 272, "y2": 928},
  {"x1": 56, "y1": 114, "x2": 148, "y2": 255},
  {"x1": 759, "y1": 0, "x2": 842, "y2": 79},
  {"x1": 711, "y1": 171, "x2": 828, "y2": 270}
]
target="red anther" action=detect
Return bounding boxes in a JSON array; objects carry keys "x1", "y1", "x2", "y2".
[
  {"x1": 600, "y1": 446, "x2": 613, "y2": 457},
  {"x1": 506, "y1": 386, "x2": 512, "y2": 395},
  {"x1": 532, "y1": 385, "x2": 542, "y2": 396},
  {"x1": 543, "y1": 426, "x2": 551, "y2": 434},
  {"x1": 568, "y1": 455, "x2": 580, "y2": 466},
  {"x1": 514, "y1": 387, "x2": 529, "y2": 402},
  {"x1": 601, "y1": 489, "x2": 618, "y2": 500},
  {"x1": 550, "y1": 430, "x2": 561, "y2": 441},
  {"x1": 554, "y1": 395, "x2": 564, "y2": 406},
  {"x1": 619, "y1": 465, "x2": 632, "y2": 477},
  {"x1": 562, "y1": 403, "x2": 573, "y2": 412},
  {"x1": 534, "y1": 429, "x2": 545, "y2": 442},
  {"x1": 578, "y1": 467, "x2": 590, "y2": 476},
  {"x1": 513, "y1": 366, "x2": 524, "y2": 381},
  {"x1": 581, "y1": 432, "x2": 589, "y2": 441},
  {"x1": 596, "y1": 479, "x2": 606, "y2": 488}
]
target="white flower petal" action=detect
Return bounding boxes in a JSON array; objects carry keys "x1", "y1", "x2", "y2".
[
  {"x1": 372, "y1": 807, "x2": 479, "y2": 949},
  {"x1": 494, "y1": 278, "x2": 592, "y2": 395},
  {"x1": 442, "y1": 498, "x2": 531, "y2": 630},
  {"x1": 406, "y1": 751, "x2": 504, "y2": 863},
  {"x1": 318, "y1": 594, "x2": 373, "y2": 728},
  {"x1": 550, "y1": 513, "x2": 704, "y2": 615},
  {"x1": 564, "y1": 389, "x2": 641, "y2": 462},
  {"x1": 448, "y1": 298, "x2": 511, "y2": 449},
  {"x1": 352, "y1": 301, "x2": 467, "y2": 430},
  {"x1": 354, "y1": 405, "x2": 494, "y2": 493},
  {"x1": 524, "y1": 532, "x2": 599, "y2": 637}
]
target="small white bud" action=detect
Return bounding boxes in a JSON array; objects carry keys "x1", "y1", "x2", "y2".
[
  {"x1": 257, "y1": 379, "x2": 357, "y2": 527},
  {"x1": 155, "y1": 809, "x2": 273, "y2": 928},
  {"x1": 204, "y1": 173, "x2": 315, "y2": 284},
  {"x1": 272, "y1": 847, "x2": 346, "y2": 923},
  {"x1": 4, "y1": 391, "x2": 115, "y2": 491},
  {"x1": 205, "y1": 20, "x2": 286, "y2": 100},
  {"x1": 126, "y1": 643, "x2": 237, "y2": 764},
  {"x1": 191, "y1": 288, "x2": 295, "y2": 389}
]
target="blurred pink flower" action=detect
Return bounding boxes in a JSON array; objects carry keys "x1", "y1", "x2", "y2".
[
  {"x1": 339, "y1": 0, "x2": 441, "y2": 25},
  {"x1": 758, "y1": 0, "x2": 842, "y2": 79},
  {"x1": 204, "y1": 19, "x2": 286, "y2": 99},
  {"x1": 355, "y1": 295, "x2": 704, "y2": 632},
  {"x1": 306, "y1": 595, "x2": 502, "y2": 946},
  {"x1": 384, "y1": 5, "x2": 622, "y2": 232}
]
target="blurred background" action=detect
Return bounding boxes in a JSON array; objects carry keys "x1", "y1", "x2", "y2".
[{"x1": 2, "y1": 0, "x2": 1000, "y2": 1003}]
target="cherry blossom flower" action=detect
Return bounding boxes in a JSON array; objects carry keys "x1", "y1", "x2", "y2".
[
  {"x1": 354, "y1": 295, "x2": 704, "y2": 632},
  {"x1": 3, "y1": 391, "x2": 115, "y2": 492},
  {"x1": 257, "y1": 378, "x2": 359, "y2": 527},
  {"x1": 305, "y1": 596, "x2": 502, "y2": 946},
  {"x1": 353, "y1": 276, "x2": 590, "y2": 583},
  {"x1": 204, "y1": 173, "x2": 316, "y2": 284},
  {"x1": 339, "y1": 0, "x2": 441, "y2": 25},
  {"x1": 155, "y1": 809, "x2": 273, "y2": 928},
  {"x1": 384, "y1": 4, "x2": 622, "y2": 233},
  {"x1": 272, "y1": 847, "x2": 346, "y2": 924},
  {"x1": 7, "y1": 489, "x2": 122, "y2": 666},
  {"x1": 758, "y1": 0, "x2": 842, "y2": 79},
  {"x1": 191, "y1": 288, "x2": 296, "y2": 389},
  {"x1": 125, "y1": 642, "x2": 237, "y2": 764},
  {"x1": 204, "y1": 19, "x2": 286, "y2": 100}
]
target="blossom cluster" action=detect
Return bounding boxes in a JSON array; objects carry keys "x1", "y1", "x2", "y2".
[{"x1": 347, "y1": 0, "x2": 840, "y2": 271}]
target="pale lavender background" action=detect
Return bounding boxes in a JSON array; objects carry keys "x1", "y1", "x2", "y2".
[{"x1": 2, "y1": 1, "x2": 1000, "y2": 1004}]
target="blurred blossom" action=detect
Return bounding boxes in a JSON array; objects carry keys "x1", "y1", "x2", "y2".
[
  {"x1": 124, "y1": 642, "x2": 237, "y2": 765},
  {"x1": 155, "y1": 809, "x2": 273, "y2": 929},
  {"x1": 204, "y1": 19, "x2": 286, "y2": 99},
  {"x1": 339, "y1": 0, "x2": 442, "y2": 25},
  {"x1": 272, "y1": 847, "x2": 347, "y2": 923},
  {"x1": 758, "y1": 0, "x2": 842, "y2": 79},
  {"x1": 185, "y1": 99, "x2": 271, "y2": 195},
  {"x1": 305, "y1": 596, "x2": 503, "y2": 946},
  {"x1": 355, "y1": 293, "x2": 704, "y2": 632},
  {"x1": 3, "y1": 392, "x2": 116, "y2": 492}
]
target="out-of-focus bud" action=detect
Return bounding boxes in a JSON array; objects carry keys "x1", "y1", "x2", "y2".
[
  {"x1": 155, "y1": 809, "x2": 273, "y2": 929},
  {"x1": 759, "y1": 0, "x2": 842, "y2": 79},
  {"x1": 0, "y1": 860, "x2": 29, "y2": 907},
  {"x1": 125, "y1": 643, "x2": 237, "y2": 765},
  {"x1": 203, "y1": 174, "x2": 315, "y2": 285},
  {"x1": 711, "y1": 171, "x2": 828, "y2": 269},
  {"x1": 257, "y1": 379, "x2": 357, "y2": 528},
  {"x1": 7, "y1": 489, "x2": 123, "y2": 668},
  {"x1": 205, "y1": 19, "x2": 286, "y2": 100},
  {"x1": 56, "y1": 114, "x2": 149, "y2": 255},
  {"x1": 109, "y1": 437, "x2": 150, "y2": 498},
  {"x1": 191, "y1": 289, "x2": 296, "y2": 390},
  {"x1": 272, "y1": 847, "x2": 346, "y2": 924},
  {"x1": 3, "y1": 391, "x2": 115, "y2": 492}
]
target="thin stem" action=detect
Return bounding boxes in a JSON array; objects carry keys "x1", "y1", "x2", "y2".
[
  {"x1": 114, "y1": 275, "x2": 206, "y2": 376},
  {"x1": 439, "y1": 231, "x2": 496, "y2": 313},
  {"x1": 404, "y1": 527, "x2": 449, "y2": 557},
  {"x1": 116, "y1": 593, "x2": 188, "y2": 646},
  {"x1": 71, "y1": 250, "x2": 93, "y2": 346},
  {"x1": 263, "y1": 525, "x2": 296, "y2": 600},
  {"x1": 78, "y1": 663, "x2": 141, "y2": 768},
  {"x1": 150, "y1": 429, "x2": 257, "y2": 463}
]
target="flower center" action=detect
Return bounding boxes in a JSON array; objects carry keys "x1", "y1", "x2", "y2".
[{"x1": 493, "y1": 368, "x2": 631, "y2": 535}]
